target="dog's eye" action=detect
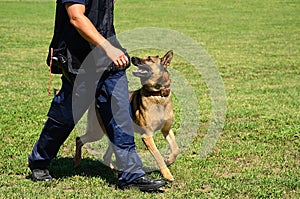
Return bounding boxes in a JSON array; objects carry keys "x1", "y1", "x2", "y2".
[{"x1": 146, "y1": 56, "x2": 155, "y2": 62}]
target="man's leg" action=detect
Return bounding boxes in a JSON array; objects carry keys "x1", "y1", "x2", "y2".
[
  {"x1": 28, "y1": 76, "x2": 90, "y2": 180},
  {"x1": 95, "y1": 70, "x2": 145, "y2": 186}
]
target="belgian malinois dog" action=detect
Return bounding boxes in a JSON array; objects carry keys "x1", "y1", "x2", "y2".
[{"x1": 73, "y1": 50, "x2": 179, "y2": 181}]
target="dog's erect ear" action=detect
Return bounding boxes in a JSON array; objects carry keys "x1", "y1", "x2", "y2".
[{"x1": 161, "y1": 50, "x2": 173, "y2": 67}]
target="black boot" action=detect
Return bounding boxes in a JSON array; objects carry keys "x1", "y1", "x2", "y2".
[
  {"x1": 119, "y1": 175, "x2": 165, "y2": 191},
  {"x1": 31, "y1": 169, "x2": 52, "y2": 182}
]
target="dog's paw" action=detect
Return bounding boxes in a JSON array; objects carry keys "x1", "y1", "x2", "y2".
[
  {"x1": 164, "y1": 159, "x2": 174, "y2": 166},
  {"x1": 109, "y1": 163, "x2": 116, "y2": 170},
  {"x1": 161, "y1": 167, "x2": 174, "y2": 181}
]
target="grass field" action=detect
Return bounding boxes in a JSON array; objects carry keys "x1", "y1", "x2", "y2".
[{"x1": 0, "y1": 0, "x2": 299, "y2": 198}]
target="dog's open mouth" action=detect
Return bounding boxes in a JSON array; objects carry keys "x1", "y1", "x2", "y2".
[{"x1": 132, "y1": 65, "x2": 151, "y2": 77}]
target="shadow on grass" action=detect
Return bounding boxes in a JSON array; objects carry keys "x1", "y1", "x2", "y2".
[
  {"x1": 26, "y1": 157, "x2": 167, "y2": 192},
  {"x1": 49, "y1": 157, "x2": 118, "y2": 186}
]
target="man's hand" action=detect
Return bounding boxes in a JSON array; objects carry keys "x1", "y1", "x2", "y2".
[{"x1": 99, "y1": 40, "x2": 129, "y2": 69}]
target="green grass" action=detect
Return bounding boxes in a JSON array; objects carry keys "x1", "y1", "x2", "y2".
[{"x1": 0, "y1": 0, "x2": 299, "y2": 198}]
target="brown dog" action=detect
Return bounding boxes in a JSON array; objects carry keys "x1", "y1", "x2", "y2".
[{"x1": 73, "y1": 50, "x2": 179, "y2": 181}]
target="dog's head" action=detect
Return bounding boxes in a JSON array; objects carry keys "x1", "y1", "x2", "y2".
[{"x1": 131, "y1": 50, "x2": 173, "y2": 92}]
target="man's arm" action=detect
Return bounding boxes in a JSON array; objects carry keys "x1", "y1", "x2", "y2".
[{"x1": 65, "y1": 3, "x2": 128, "y2": 68}]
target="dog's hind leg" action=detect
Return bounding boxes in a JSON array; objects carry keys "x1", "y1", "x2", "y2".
[
  {"x1": 73, "y1": 136, "x2": 84, "y2": 168},
  {"x1": 73, "y1": 103, "x2": 104, "y2": 168},
  {"x1": 162, "y1": 128, "x2": 179, "y2": 166},
  {"x1": 142, "y1": 136, "x2": 174, "y2": 181}
]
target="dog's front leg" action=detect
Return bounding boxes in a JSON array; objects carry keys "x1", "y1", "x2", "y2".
[
  {"x1": 103, "y1": 141, "x2": 115, "y2": 169},
  {"x1": 162, "y1": 128, "x2": 179, "y2": 166},
  {"x1": 142, "y1": 136, "x2": 174, "y2": 181}
]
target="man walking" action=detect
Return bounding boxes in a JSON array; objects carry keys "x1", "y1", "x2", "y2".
[{"x1": 28, "y1": 0, "x2": 165, "y2": 191}]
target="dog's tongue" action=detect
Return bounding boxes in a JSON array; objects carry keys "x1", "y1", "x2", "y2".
[
  {"x1": 132, "y1": 66, "x2": 150, "y2": 77},
  {"x1": 137, "y1": 69, "x2": 148, "y2": 73}
]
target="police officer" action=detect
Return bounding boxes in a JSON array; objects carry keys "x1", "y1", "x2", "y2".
[{"x1": 28, "y1": 0, "x2": 165, "y2": 191}]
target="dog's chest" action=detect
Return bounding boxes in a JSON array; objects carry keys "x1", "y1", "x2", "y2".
[
  {"x1": 134, "y1": 95, "x2": 173, "y2": 131},
  {"x1": 144, "y1": 96, "x2": 171, "y2": 116},
  {"x1": 148, "y1": 99, "x2": 167, "y2": 126}
]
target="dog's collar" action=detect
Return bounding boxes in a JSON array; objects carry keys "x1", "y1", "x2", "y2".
[{"x1": 144, "y1": 88, "x2": 171, "y2": 97}]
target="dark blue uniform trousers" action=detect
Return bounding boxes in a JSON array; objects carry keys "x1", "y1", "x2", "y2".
[{"x1": 28, "y1": 70, "x2": 145, "y2": 186}]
